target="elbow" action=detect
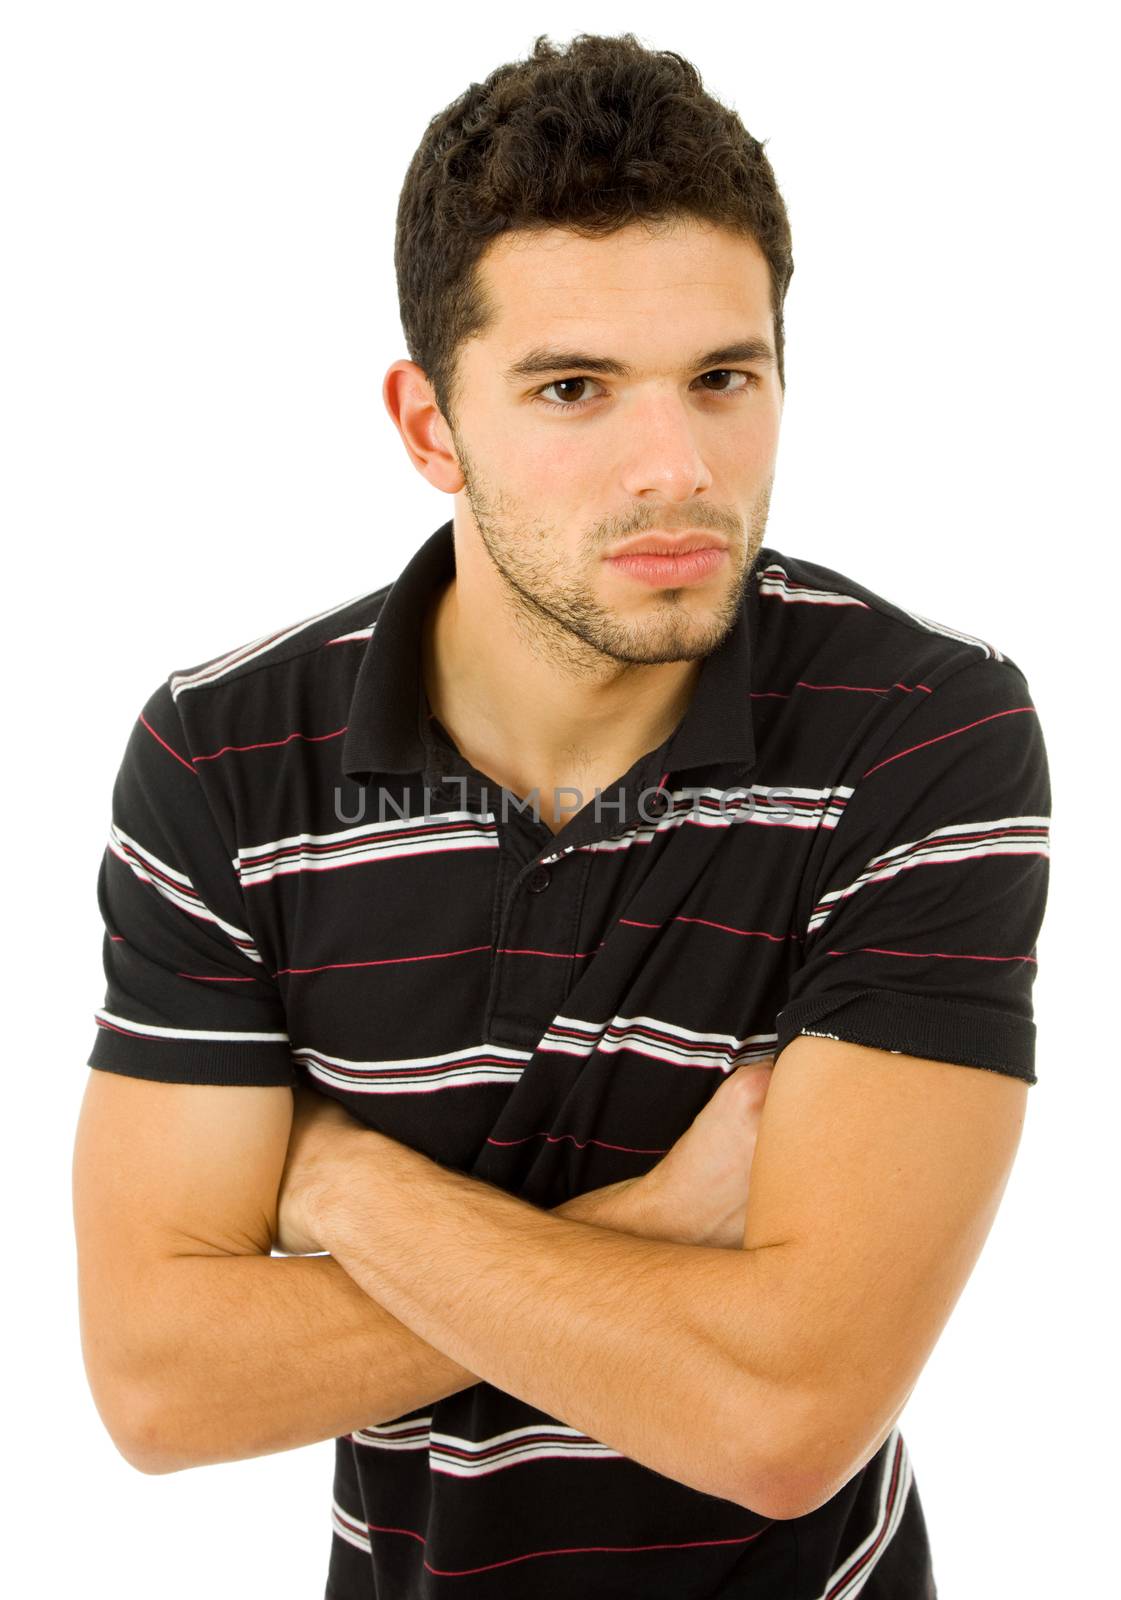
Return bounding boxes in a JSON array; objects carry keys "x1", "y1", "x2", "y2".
[
  {"x1": 725, "y1": 1456, "x2": 834, "y2": 1523},
  {"x1": 728, "y1": 1452, "x2": 838, "y2": 1523},
  {"x1": 737, "y1": 1467, "x2": 837, "y2": 1523},
  {"x1": 85, "y1": 1366, "x2": 195, "y2": 1477},
  {"x1": 119, "y1": 1388, "x2": 206, "y2": 1475},
  {"x1": 726, "y1": 1384, "x2": 904, "y2": 1522},
  {"x1": 118, "y1": 1418, "x2": 192, "y2": 1477},
  {"x1": 116, "y1": 1435, "x2": 178, "y2": 1477},
  {"x1": 722, "y1": 1380, "x2": 840, "y2": 1522}
]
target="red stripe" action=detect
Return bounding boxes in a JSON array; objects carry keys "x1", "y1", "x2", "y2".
[
  {"x1": 174, "y1": 972, "x2": 258, "y2": 982},
  {"x1": 863, "y1": 706, "x2": 1036, "y2": 777},
  {"x1": 275, "y1": 944, "x2": 491, "y2": 977},
  {"x1": 353, "y1": 1521, "x2": 770, "y2": 1578},
  {"x1": 487, "y1": 1131, "x2": 670, "y2": 1154},
  {"x1": 434, "y1": 1434, "x2": 601, "y2": 1463},
  {"x1": 94, "y1": 1017, "x2": 135, "y2": 1036},
  {"x1": 826, "y1": 944, "x2": 1037, "y2": 963},
  {"x1": 751, "y1": 680, "x2": 933, "y2": 698},
  {"x1": 139, "y1": 712, "x2": 195, "y2": 774},
  {"x1": 498, "y1": 946, "x2": 594, "y2": 959},
  {"x1": 111, "y1": 842, "x2": 200, "y2": 901},
  {"x1": 825, "y1": 1433, "x2": 905, "y2": 1597},
  {"x1": 675, "y1": 915, "x2": 791, "y2": 942},
  {"x1": 192, "y1": 725, "x2": 348, "y2": 763}
]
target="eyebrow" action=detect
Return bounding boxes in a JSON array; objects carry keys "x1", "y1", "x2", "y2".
[{"x1": 502, "y1": 338, "x2": 777, "y2": 384}]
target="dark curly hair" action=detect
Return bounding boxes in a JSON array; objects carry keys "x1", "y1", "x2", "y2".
[{"x1": 394, "y1": 31, "x2": 794, "y2": 431}]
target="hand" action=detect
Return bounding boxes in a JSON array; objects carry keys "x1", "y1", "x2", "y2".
[
  {"x1": 636, "y1": 1059, "x2": 775, "y2": 1249},
  {"x1": 275, "y1": 1081, "x2": 366, "y2": 1255}
]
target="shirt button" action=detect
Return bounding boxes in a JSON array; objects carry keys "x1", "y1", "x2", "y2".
[
  {"x1": 646, "y1": 790, "x2": 669, "y2": 817},
  {"x1": 526, "y1": 865, "x2": 551, "y2": 893}
]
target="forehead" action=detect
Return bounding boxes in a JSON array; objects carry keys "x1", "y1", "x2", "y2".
[{"x1": 473, "y1": 220, "x2": 774, "y2": 351}]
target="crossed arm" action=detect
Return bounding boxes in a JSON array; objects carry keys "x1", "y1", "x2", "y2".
[
  {"x1": 287, "y1": 1105, "x2": 790, "y2": 1512},
  {"x1": 74, "y1": 1035, "x2": 1027, "y2": 1522},
  {"x1": 284, "y1": 1036, "x2": 1029, "y2": 1517}
]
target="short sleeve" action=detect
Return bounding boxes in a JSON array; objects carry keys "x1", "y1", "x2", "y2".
[
  {"x1": 775, "y1": 658, "x2": 1051, "y2": 1083},
  {"x1": 88, "y1": 679, "x2": 295, "y2": 1085}
]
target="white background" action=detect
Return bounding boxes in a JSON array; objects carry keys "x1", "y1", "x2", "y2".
[{"x1": 3, "y1": 2, "x2": 1116, "y2": 1594}]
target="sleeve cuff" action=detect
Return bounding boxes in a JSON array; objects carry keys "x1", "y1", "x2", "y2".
[
  {"x1": 775, "y1": 986, "x2": 1037, "y2": 1084},
  {"x1": 88, "y1": 1027, "x2": 296, "y2": 1087}
]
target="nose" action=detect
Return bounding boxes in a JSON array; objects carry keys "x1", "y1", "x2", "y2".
[{"x1": 619, "y1": 390, "x2": 714, "y2": 503}]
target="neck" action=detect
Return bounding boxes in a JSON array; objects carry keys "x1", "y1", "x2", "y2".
[{"x1": 420, "y1": 540, "x2": 702, "y2": 807}]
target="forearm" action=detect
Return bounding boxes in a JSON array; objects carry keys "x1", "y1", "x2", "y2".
[
  {"x1": 125, "y1": 1179, "x2": 653, "y2": 1474},
  {"x1": 313, "y1": 1138, "x2": 794, "y2": 1512}
]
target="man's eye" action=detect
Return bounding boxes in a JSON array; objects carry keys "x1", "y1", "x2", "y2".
[
  {"x1": 529, "y1": 369, "x2": 759, "y2": 414},
  {"x1": 533, "y1": 377, "x2": 603, "y2": 409},
  {"x1": 697, "y1": 369, "x2": 758, "y2": 393}
]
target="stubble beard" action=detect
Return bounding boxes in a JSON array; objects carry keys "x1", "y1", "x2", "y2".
[{"x1": 453, "y1": 431, "x2": 772, "y2": 679}]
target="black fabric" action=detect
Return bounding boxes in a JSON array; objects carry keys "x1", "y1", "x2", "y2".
[{"x1": 88, "y1": 519, "x2": 1047, "y2": 1597}]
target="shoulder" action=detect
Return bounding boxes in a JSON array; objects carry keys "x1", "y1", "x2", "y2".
[
  {"x1": 113, "y1": 585, "x2": 390, "y2": 797},
  {"x1": 752, "y1": 544, "x2": 1029, "y2": 687},
  {"x1": 166, "y1": 584, "x2": 391, "y2": 702},
  {"x1": 746, "y1": 546, "x2": 1043, "y2": 797}
]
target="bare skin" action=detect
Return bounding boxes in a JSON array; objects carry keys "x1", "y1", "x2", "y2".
[
  {"x1": 277, "y1": 1060, "x2": 773, "y2": 1258},
  {"x1": 635, "y1": 1057, "x2": 775, "y2": 1248},
  {"x1": 390, "y1": 218, "x2": 784, "y2": 831},
  {"x1": 267, "y1": 220, "x2": 785, "y2": 1469}
]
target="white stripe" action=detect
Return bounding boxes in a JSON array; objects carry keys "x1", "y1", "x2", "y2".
[
  {"x1": 899, "y1": 607, "x2": 1002, "y2": 660},
  {"x1": 351, "y1": 1415, "x2": 434, "y2": 1449},
  {"x1": 235, "y1": 810, "x2": 498, "y2": 887},
  {"x1": 807, "y1": 816, "x2": 1051, "y2": 932},
  {"x1": 542, "y1": 1013, "x2": 778, "y2": 1071},
  {"x1": 294, "y1": 1041, "x2": 532, "y2": 1096},
  {"x1": 109, "y1": 823, "x2": 192, "y2": 886},
  {"x1": 242, "y1": 781, "x2": 851, "y2": 887},
  {"x1": 325, "y1": 623, "x2": 376, "y2": 644},
  {"x1": 864, "y1": 815, "x2": 1051, "y2": 864},
  {"x1": 235, "y1": 810, "x2": 494, "y2": 862},
  {"x1": 540, "y1": 782, "x2": 853, "y2": 866},
  {"x1": 350, "y1": 1418, "x2": 622, "y2": 1478},
  {"x1": 95, "y1": 1008, "x2": 289, "y2": 1043},
  {"x1": 431, "y1": 1422, "x2": 602, "y2": 1453},
  {"x1": 295, "y1": 1017, "x2": 775, "y2": 1096},
  {"x1": 680, "y1": 782, "x2": 854, "y2": 827},
  {"x1": 815, "y1": 1428, "x2": 913, "y2": 1598},
  {"x1": 330, "y1": 1497, "x2": 371, "y2": 1555},
  {"x1": 109, "y1": 825, "x2": 263, "y2": 961},
  {"x1": 431, "y1": 1434, "x2": 621, "y2": 1478},
  {"x1": 757, "y1": 564, "x2": 870, "y2": 608},
  {"x1": 169, "y1": 592, "x2": 372, "y2": 698}
]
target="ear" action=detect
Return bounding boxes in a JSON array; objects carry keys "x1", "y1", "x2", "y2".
[{"x1": 382, "y1": 359, "x2": 464, "y2": 493}]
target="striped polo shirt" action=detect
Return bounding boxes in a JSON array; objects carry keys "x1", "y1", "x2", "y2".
[{"x1": 88, "y1": 516, "x2": 1050, "y2": 1599}]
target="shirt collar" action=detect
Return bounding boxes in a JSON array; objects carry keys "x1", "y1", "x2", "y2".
[{"x1": 341, "y1": 518, "x2": 757, "y2": 786}]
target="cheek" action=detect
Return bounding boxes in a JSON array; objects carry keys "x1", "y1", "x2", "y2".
[
  {"x1": 519, "y1": 424, "x2": 596, "y2": 482},
  {"x1": 721, "y1": 413, "x2": 780, "y2": 476},
  {"x1": 476, "y1": 417, "x2": 569, "y2": 492}
]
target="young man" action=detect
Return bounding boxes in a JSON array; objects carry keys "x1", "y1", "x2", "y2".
[{"x1": 74, "y1": 31, "x2": 1050, "y2": 1600}]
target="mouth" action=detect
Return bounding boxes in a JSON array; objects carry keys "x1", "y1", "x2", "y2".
[
  {"x1": 606, "y1": 531, "x2": 729, "y2": 558},
  {"x1": 604, "y1": 545, "x2": 729, "y2": 588}
]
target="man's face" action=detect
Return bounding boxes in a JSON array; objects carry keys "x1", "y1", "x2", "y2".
[{"x1": 446, "y1": 218, "x2": 784, "y2": 668}]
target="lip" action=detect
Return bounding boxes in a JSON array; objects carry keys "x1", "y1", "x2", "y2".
[
  {"x1": 605, "y1": 531, "x2": 729, "y2": 557},
  {"x1": 605, "y1": 547, "x2": 728, "y2": 588}
]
